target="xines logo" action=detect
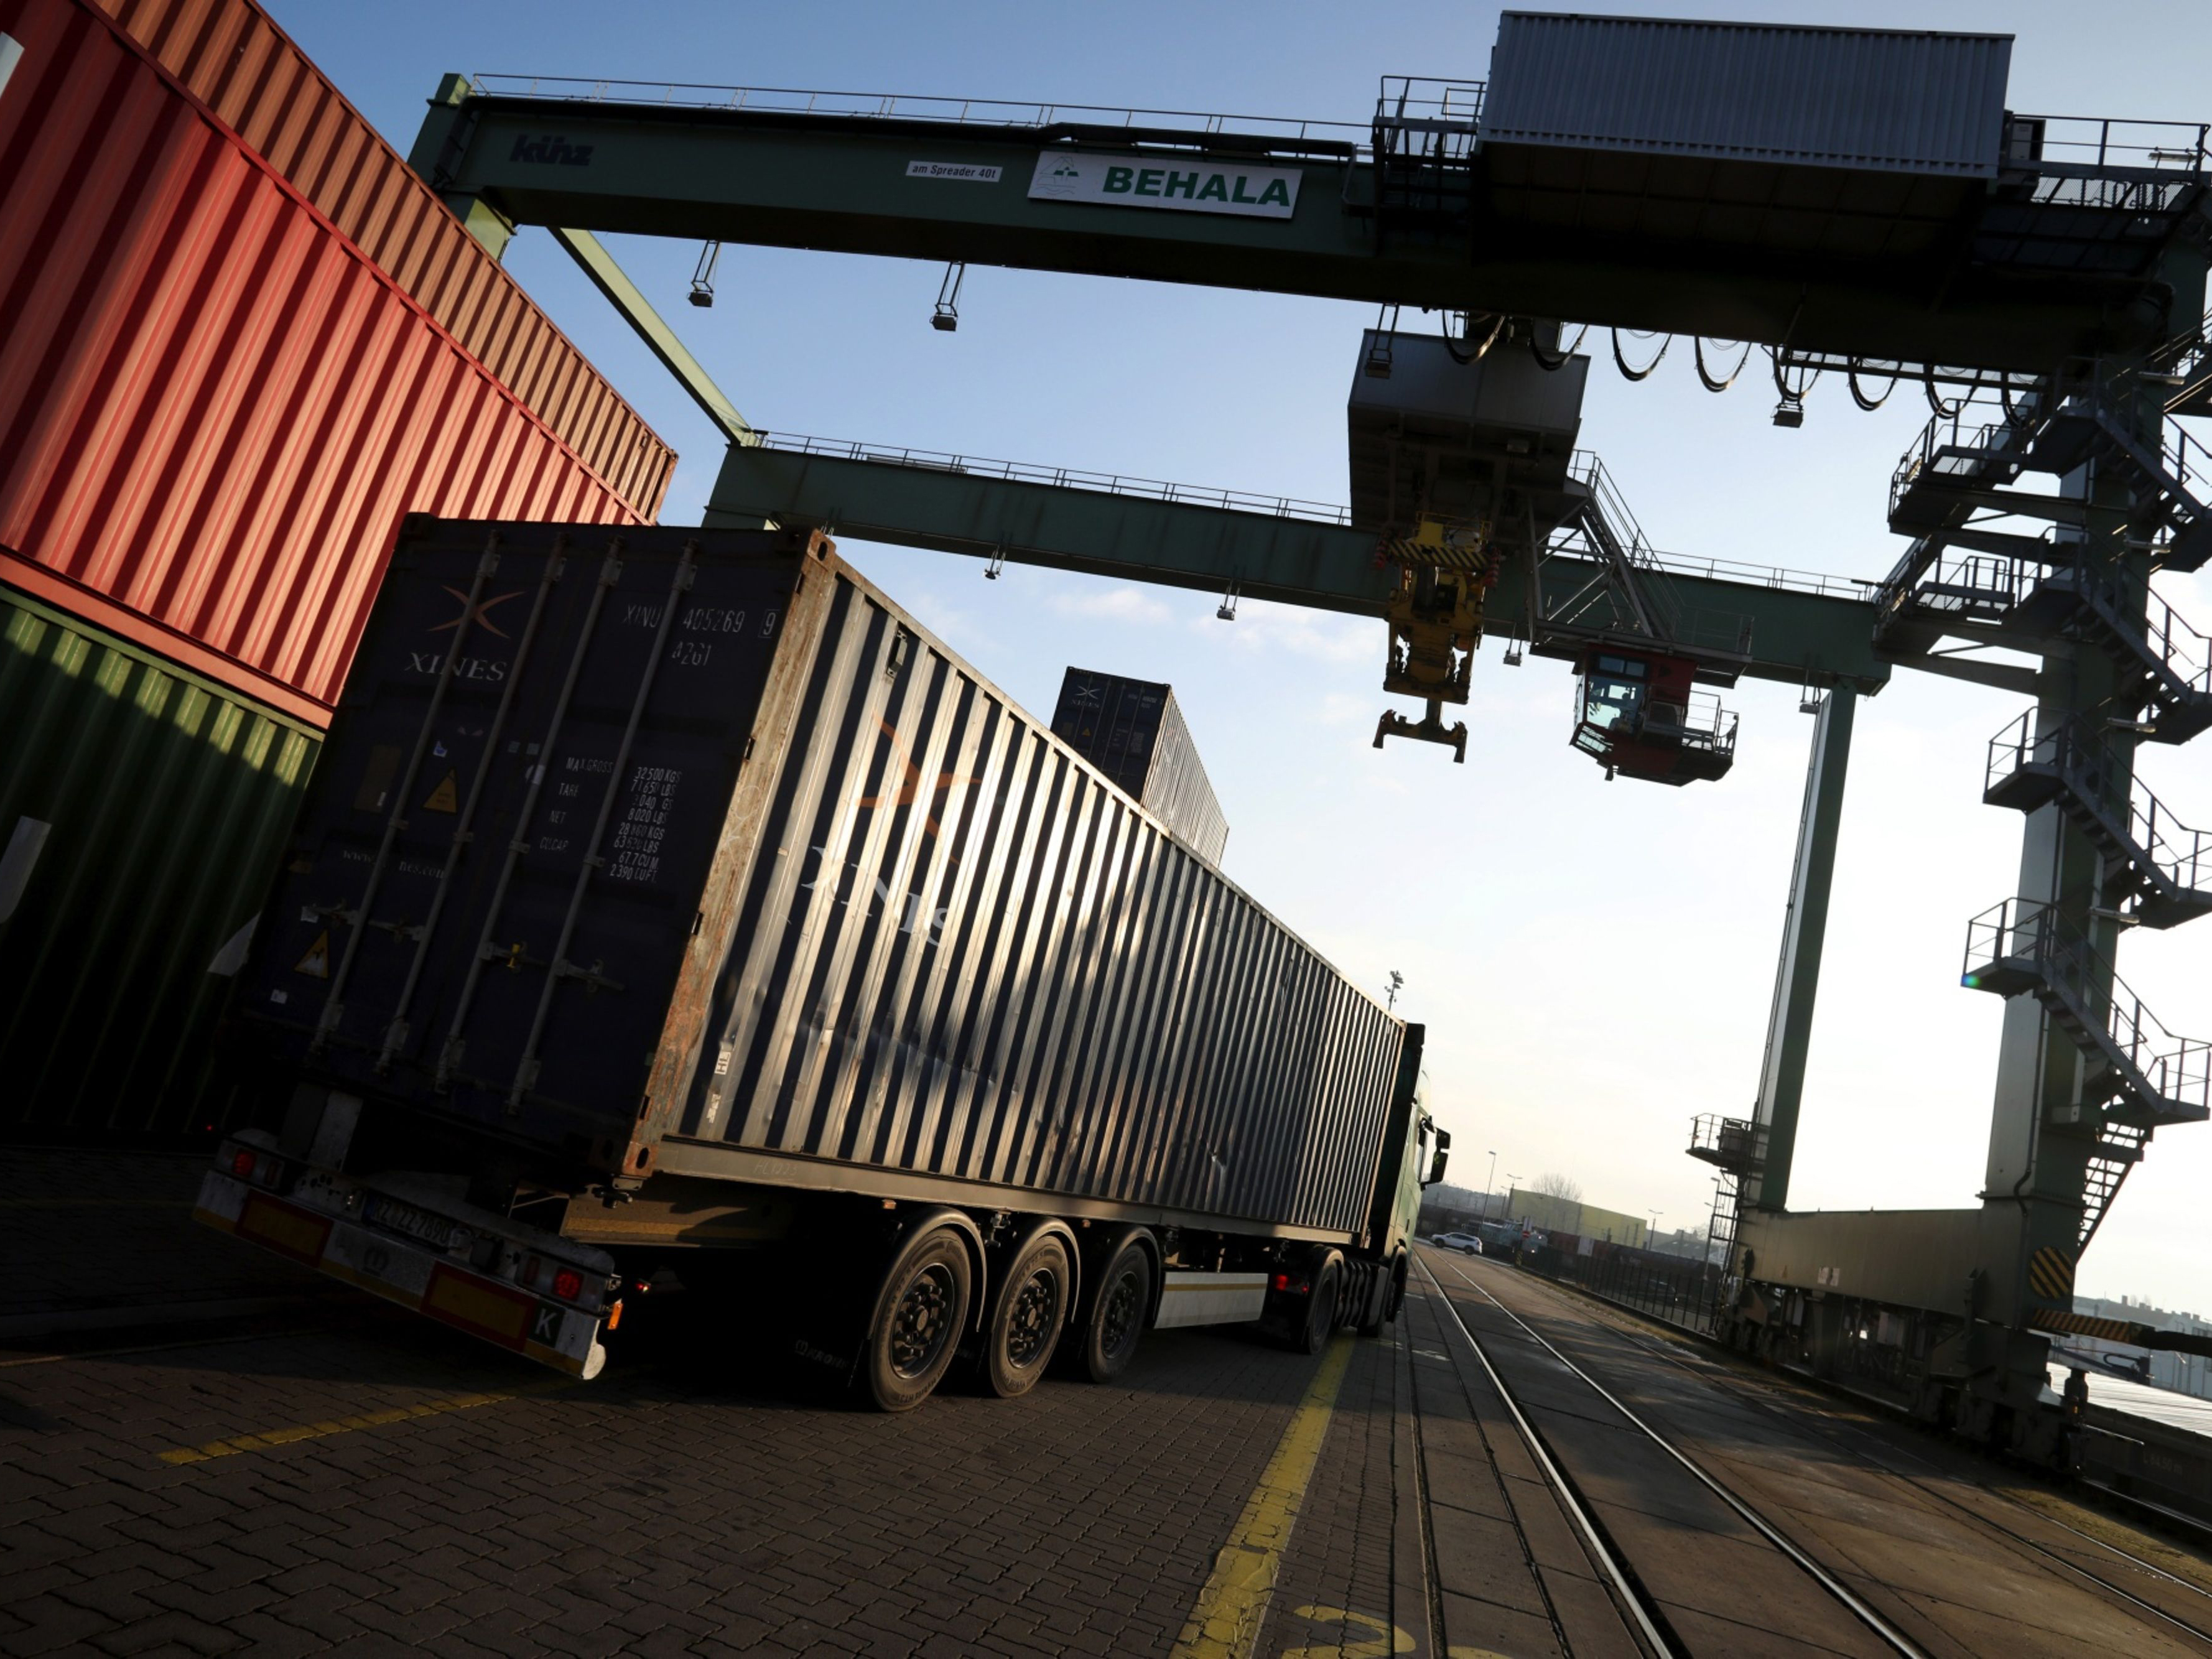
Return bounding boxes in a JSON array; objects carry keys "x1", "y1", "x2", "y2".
[
  {"x1": 406, "y1": 585, "x2": 523, "y2": 680},
  {"x1": 510, "y1": 134, "x2": 593, "y2": 167},
  {"x1": 796, "y1": 720, "x2": 978, "y2": 946}
]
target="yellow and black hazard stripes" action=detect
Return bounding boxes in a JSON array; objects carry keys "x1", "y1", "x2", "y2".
[
  {"x1": 2027, "y1": 1245, "x2": 2076, "y2": 1302},
  {"x1": 2025, "y1": 1307, "x2": 2155, "y2": 1345}
]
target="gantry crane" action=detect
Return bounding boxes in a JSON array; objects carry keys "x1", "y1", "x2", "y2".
[{"x1": 406, "y1": 15, "x2": 2212, "y2": 1446}]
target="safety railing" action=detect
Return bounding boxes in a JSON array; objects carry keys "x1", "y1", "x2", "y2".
[
  {"x1": 2007, "y1": 113, "x2": 2211, "y2": 177},
  {"x1": 1891, "y1": 550, "x2": 2037, "y2": 622},
  {"x1": 1962, "y1": 899, "x2": 2211, "y2": 1118},
  {"x1": 748, "y1": 432, "x2": 1355, "y2": 526},
  {"x1": 468, "y1": 75, "x2": 1370, "y2": 153},
  {"x1": 1889, "y1": 409, "x2": 2026, "y2": 519},
  {"x1": 1638, "y1": 552, "x2": 1874, "y2": 603},
  {"x1": 1687, "y1": 1113, "x2": 1764, "y2": 1173},
  {"x1": 1670, "y1": 690, "x2": 1739, "y2": 756},
  {"x1": 1373, "y1": 77, "x2": 1485, "y2": 131}
]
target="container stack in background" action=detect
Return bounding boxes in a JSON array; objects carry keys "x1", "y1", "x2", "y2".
[{"x1": 0, "y1": 0, "x2": 675, "y2": 1141}]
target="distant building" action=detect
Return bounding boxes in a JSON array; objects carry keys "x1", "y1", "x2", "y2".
[{"x1": 1506, "y1": 1188, "x2": 1647, "y2": 1248}]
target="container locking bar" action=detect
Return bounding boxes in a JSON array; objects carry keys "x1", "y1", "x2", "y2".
[
  {"x1": 377, "y1": 537, "x2": 569, "y2": 1072},
  {"x1": 313, "y1": 536, "x2": 501, "y2": 1055},
  {"x1": 437, "y1": 541, "x2": 626, "y2": 1087},
  {"x1": 506, "y1": 541, "x2": 699, "y2": 1117}
]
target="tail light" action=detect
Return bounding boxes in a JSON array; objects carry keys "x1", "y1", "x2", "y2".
[
  {"x1": 552, "y1": 1267, "x2": 583, "y2": 1302},
  {"x1": 1273, "y1": 1273, "x2": 1311, "y2": 1296},
  {"x1": 230, "y1": 1148, "x2": 258, "y2": 1179}
]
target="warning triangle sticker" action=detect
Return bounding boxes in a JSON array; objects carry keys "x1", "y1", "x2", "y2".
[
  {"x1": 294, "y1": 930, "x2": 332, "y2": 978},
  {"x1": 422, "y1": 769, "x2": 460, "y2": 813}
]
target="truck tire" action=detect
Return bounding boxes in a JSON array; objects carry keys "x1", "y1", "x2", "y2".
[
  {"x1": 1076, "y1": 1236, "x2": 1152, "y2": 1383},
  {"x1": 862, "y1": 1226, "x2": 972, "y2": 1412},
  {"x1": 980, "y1": 1231, "x2": 1073, "y2": 1399},
  {"x1": 1298, "y1": 1256, "x2": 1342, "y2": 1354}
]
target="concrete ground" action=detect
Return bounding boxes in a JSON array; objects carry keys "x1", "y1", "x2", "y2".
[{"x1": 5, "y1": 1155, "x2": 2211, "y2": 1658}]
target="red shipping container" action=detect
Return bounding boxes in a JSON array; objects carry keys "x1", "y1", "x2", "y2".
[
  {"x1": 0, "y1": 0, "x2": 665, "y2": 725},
  {"x1": 88, "y1": 0, "x2": 674, "y2": 521}
]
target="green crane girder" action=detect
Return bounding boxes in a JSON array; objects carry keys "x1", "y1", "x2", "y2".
[
  {"x1": 407, "y1": 76, "x2": 2196, "y2": 373},
  {"x1": 708, "y1": 440, "x2": 1893, "y2": 692}
]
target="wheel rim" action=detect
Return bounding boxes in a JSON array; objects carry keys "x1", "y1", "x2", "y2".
[
  {"x1": 1100, "y1": 1265, "x2": 1142, "y2": 1359},
  {"x1": 890, "y1": 1262, "x2": 957, "y2": 1378},
  {"x1": 1005, "y1": 1266, "x2": 1061, "y2": 1370}
]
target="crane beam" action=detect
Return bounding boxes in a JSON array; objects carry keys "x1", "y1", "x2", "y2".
[
  {"x1": 408, "y1": 78, "x2": 2197, "y2": 373},
  {"x1": 708, "y1": 440, "x2": 1894, "y2": 690}
]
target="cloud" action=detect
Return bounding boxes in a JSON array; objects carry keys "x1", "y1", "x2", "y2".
[
  {"x1": 1047, "y1": 587, "x2": 1174, "y2": 625},
  {"x1": 1201, "y1": 599, "x2": 1373, "y2": 664}
]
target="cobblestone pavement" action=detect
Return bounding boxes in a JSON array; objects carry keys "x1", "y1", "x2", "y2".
[
  {"x1": 1, "y1": 1152, "x2": 326, "y2": 1334},
  {"x1": 7, "y1": 1169, "x2": 2210, "y2": 1658}
]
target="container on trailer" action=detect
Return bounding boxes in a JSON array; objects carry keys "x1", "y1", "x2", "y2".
[
  {"x1": 233, "y1": 518, "x2": 1403, "y2": 1245},
  {"x1": 0, "y1": 585, "x2": 318, "y2": 1140},
  {"x1": 1049, "y1": 667, "x2": 1229, "y2": 865},
  {"x1": 88, "y1": 0, "x2": 674, "y2": 518},
  {"x1": 1479, "y1": 14, "x2": 2012, "y2": 256},
  {"x1": 0, "y1": 0, "x2": 654, "y2": 725}
]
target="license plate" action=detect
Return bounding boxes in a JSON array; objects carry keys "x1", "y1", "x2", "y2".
[{"x1": 364, "y1": 1193, "x2": 462, "y2": 1251}]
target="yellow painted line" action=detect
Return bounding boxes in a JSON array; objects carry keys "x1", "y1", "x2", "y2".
[
  {"x1": 1171, "y1": 1336, "x2": 1355, "y2": 1659},
  {"x1": 156, "y1": 1375, "x2": 577, "y2": 1466}
]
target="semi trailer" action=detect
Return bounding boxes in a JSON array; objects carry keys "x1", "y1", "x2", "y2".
[{"x1": 197, "y1": 518, "x2": 1446, "y2": 1410}]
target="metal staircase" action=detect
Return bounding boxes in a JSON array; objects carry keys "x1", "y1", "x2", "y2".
[
  {"x1": 1886, "y1": 374, "x2": 2212, "y2": 574},
  {"x1": 1961, "y1": 898, "x2": 2211, "y2": 1132},
  {"x1": 2080, "y1": 1120, "x2": 2149, "y2": 1250},
  {"x1": 1984, "y1": 713, "x2": 2212, "y2": 927},
  {"x1": 2025, "y1": 562, "x2": 2212, "y2": 743},
  {"x1": 1536, "y1": 454, "x2": 1754, "y2": 664}
]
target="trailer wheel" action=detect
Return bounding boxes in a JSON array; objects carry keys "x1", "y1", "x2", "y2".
[
  {"x1": 1298, "y1": 1257, "x2": 1343, "y2": 1354},
  {"x1": 980, "y1": 1232, "x2": 1072, "y2": 1398},
  {"x1": 1076, "y1": 1237, "x2": 1153, "y2": 1383},
  {"x1": 863, "y1": 1227, "x2": 972, "y2": 1412}
]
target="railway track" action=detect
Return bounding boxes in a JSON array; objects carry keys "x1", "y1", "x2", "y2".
[
  {"x1": 1421, "y1": 1249, "x2": 2212, "y2": 1657},
  {"x1": 1415, "y1": 1254, "x2": 1923, "y2": 1657},
  {"x1": 1546, "y1": 1275, "x2": 2212, "y2": 1650}
]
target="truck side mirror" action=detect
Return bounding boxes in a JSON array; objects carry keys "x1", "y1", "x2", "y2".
[{"x1": 1423, "y1": 1127, "x2": 1451, "y2": 1187}]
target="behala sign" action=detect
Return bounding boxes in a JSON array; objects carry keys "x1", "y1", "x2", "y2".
[{"x1": 1027, "y1": 151, "x2": 1303, "y2": 219}]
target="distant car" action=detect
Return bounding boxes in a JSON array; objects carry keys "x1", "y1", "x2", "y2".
[{"x1": 1429, "y1": 1232, "x2": 1483, "y2": 1255}]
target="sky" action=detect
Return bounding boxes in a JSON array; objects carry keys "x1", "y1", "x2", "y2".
[{"x1": 271, "y1": 0, "x2": 2212, "y2": 1313}]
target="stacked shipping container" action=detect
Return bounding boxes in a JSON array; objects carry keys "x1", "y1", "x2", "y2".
[
  {"x1": 0, "y1": 0, "x2": 674, "y2": 1138},
  {"x1": 1049, "y1": 667, "x2": 1230, "y2": 864}
]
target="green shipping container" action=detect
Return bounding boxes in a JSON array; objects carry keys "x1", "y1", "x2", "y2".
[{"x1": 0, "y1": 587, "x2": 320, "y2": 1141}]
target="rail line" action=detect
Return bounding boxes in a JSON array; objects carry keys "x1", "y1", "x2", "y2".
[
  {"x1": 1414, "y1": 1255, "x2": 1926, "y2": 1658},
  {"x1": 1558, "y1": 1287, "x2": 2212, "y2": 1651}
]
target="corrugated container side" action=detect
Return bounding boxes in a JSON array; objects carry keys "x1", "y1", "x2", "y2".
[
  {"x1": 86, "y1": 0, "x2": 675, "y2": 519},
  {"x1": 0, "y1": 584, "x2": 318, "y2": 1140},
  {"x1": 0, "y1": 0, "x2": 649, "y2": 722},
  {"x1": 1483, "y1": 12, "x2": 2012, "y2": 179},
  {"x1": 242, "y1": 523, "x2": 1399, "y2": 1240},
  {"x1": 1140, "y1": 692, "x2": 1229, "y2": 866},
  {"x1": 697, "y1": 570, "x2": 1389, "y2": 1237},
  {"x1": 1050, "y1": 667, "x2": 1230, "y2": 864}
]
